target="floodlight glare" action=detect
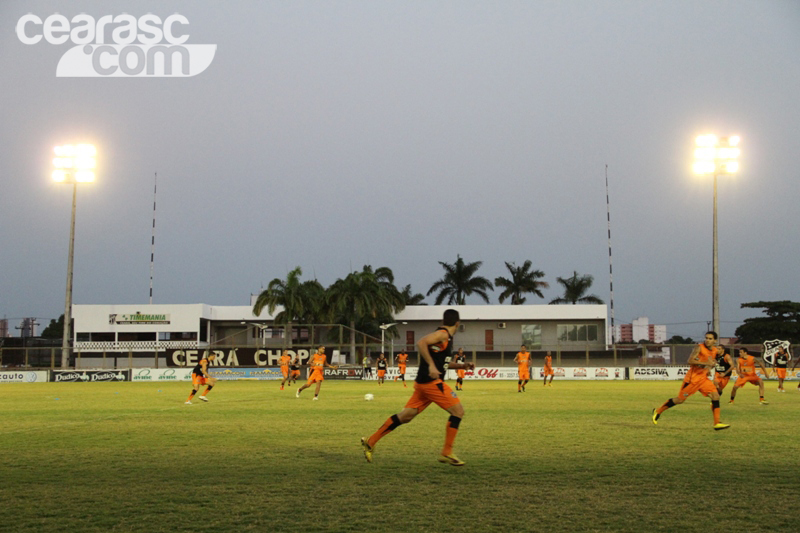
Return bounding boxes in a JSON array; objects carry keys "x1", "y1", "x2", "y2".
[
  {"x1": 728, "y1": 135, "x2": 741, "y2": 146},
  {"x1": 75, "y1": 171, "x2": 95, "y2": 182},
  {"x1": 52, "y1": 170, "x2": 67, "y2": 182},
  {"x1": 724, "y1": 161, "x2": 739, "y2": 173},
  {"x1": 696, "y1": 134, "x2": 718, "y2": 147}
]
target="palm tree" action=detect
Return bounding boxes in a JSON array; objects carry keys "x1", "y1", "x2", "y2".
[
  {"x1": 252, "y1": 267, "x2": 324, "y2": 346},
  {"x1": 327, "y1": 265, "x2": 405, "y2": 362},
  {"x1": 494, "y1": 261, "x2": 549, "y2": 304},
  {"x1": 549, "y1": 271, "x2": 604, "y2": 305},
  {"x1": 400, "y1": 284, "x2": 426, "y2": 305},
  {"x1": 427, "y1": 255, "x2": 493, "y2": 305}
]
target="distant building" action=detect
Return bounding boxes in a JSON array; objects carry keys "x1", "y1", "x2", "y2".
[
  {"x1": 0, "y1": 318, "x2": 8, "y2": 338},
  {"x1": 614, "y1": 317, "x2": 666, "y2": 344}
]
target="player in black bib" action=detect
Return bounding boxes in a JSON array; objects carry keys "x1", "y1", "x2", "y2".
[
  {"x1": 713, "y1": 346, "x2": 734, "y2": 394},
  {"x1": 773, "y1": 346, "x2": 790, "y2": 392}
]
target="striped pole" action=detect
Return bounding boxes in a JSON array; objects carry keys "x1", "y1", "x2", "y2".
[{"x1": 605, "y1": 165, "x2": 615, "y2": 345}]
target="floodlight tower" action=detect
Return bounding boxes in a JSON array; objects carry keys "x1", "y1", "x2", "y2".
[
  {"x1": 692, "y1": 134, "x2": 740, "y2": 336},
  {"x1": 53, "y1": 144, "x2": 96, "y2": 368}
]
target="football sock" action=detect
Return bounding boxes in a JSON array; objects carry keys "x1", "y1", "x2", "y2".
[
  {"x1": 656, "y1": 398, "x2": 675, "y2": 415},
  {"x1": 759, "y1": 396, "x2": 764, "y2": 401},
  {"x1": 711, "y1": 400, "x2": 721, "y2": 424},
  {"x1": 368, "y1": 414, "x2": 404, "y2": 448},
  {"x1": 518, "y1": 380, "x2": 522, "y2": 391},
  {"x1": 187, "y1": 389, "x2": 197, "y2": 402},
  {"x1": 442, "y1": 415, "x2": 461, "y2": 456},
  {"x1": 204, "y1": 386, "x2": 213, "y2": 395}
]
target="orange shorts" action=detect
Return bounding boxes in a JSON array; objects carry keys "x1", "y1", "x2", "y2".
[
  {"x1": 192, "y1": 373, "x2": 208, "y2": 387},
  {"x1": 291, "y1": 370, "x2": 300, "y2": 377},
  {"x1": 679, "y1": 376, "x2": 717, "y2": 399},
  {"x1": 281, "y1": 367, "x2": 289, "y2": 378},
  {"x1": 735, "y1": 374, "x2": 761, "y2": 388},
  {"x1": 457, "y1": 369, "x2": 465, "y2": 378},
  {"x1": 377, "y1": 369, "x2": 386, "y2": 378},
  {"x1": 307, "y1": 370, "x2": 324, "y2": 384},
  {"x1": 405, "y1": 380, "x2": 460, "y2": 412},
  {"x1": 714, "y1": 374, "x2": 731, "y2": 390},
  {"x1": 776, "y1": 368, "x2": 787, "y2": 380},
  {"x1": 518, "y1": 368, "x2": 530, "y2": 381},
  {"x1": 398, "y1": 364, "x2": 406, "y2": 375},
  {"x1": 544, "y1": 367, "x2": 554, "y2": 377}
]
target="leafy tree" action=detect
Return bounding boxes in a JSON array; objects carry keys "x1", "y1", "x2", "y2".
[
  {"x1": 252, "y1": 267, "x2": 324, "y2": 345},
  {"x1": 735, "y1": 301, "x2": 800, "y2": 344},
  {"x1": 549, "y1": 271, "x2": 604, "y2": 305},
  {"x1": 327, "y1": 266, "x2": 405, "y2": 361},
  {"x1": 665, "y1": 335, "x2": 695, "y2": 345},
  {"x1": 400, "y1": 284, "x2": 426, "y2": 306},
  {"x1": 41, "y1": 315, "x2": 65, "y2": 339},
  {"x1": 427, "y1": 255, "x2": 493, "y2": 305},
  {"x1": 494, "y1": 260, "x2": 549, "y2": 304}
]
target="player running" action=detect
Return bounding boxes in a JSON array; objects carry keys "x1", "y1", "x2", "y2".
[
  {"x1": 376, "y1": 353, "x2": 388, "y2": 385},
  {"x1": 514, "y1": 345, "x2": 531, "y2": 392},
  {"x1": 289, "y1": 355, "x2": 301, "y2": 385},
  {"x1": 543, "y1": 351, "x2": 555, "y2": 387},
  {"x1": 186, "y1": 352, "x2": 217, "y2": 405},
  {"x1": 394, "y1": 351, "x2": 409, "y2": 387},
  {"x1": 729, "y1": 347, "x2": 769, "y2": 405},
  {"x1": 454, "y1": 348, "x2": 466, "y2": 391},
  {"x1": 713, "y1": 346, "x2": 735, "y2": 394},
  {"x1": 773, "y1": 346, "x2": 790, "y2": 392},
  {"x1": 362, "y1": 352, "x2": 373, "y2": 380},
  {"x1": 296, "y1": 346, "x2": 338, "y2": 400},
  {"x1": 279, "y1": 350, "x2": 292, "y2": 390},
  {"x1": 361, "y1": 309, "x2": 474, "y2": 466},
  {"x1": 651, "y1": 331, "x2": 729, "y2": 430}
]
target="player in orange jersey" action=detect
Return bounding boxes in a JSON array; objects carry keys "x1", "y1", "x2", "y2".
[
  {"x1": 543, "y1": 351, "x2": 555, "y2": 387},
  {"x1": 394, "y1": 351, "x2": 409, "y2": 387},
  {"x1": 652, "y1": 332, "x2": 729, "y2": 430},
  {"x1": 296, "y1": 346, "x2": 338, "y2": 400},
  {"x1": 729, "y1": 347, "x2": 769, "y2": 405},
  {"x1": 279, "y1": 350, "x2": 292, "y2": 390},
  {"x1": 514, "y1": 345, "x2": 531, "y2": 392},
  {"x1": 773, "y1": 346, "x2": 790, "y2": 392},
  {"x1": 713, "y1": 346, "x2": 735, "y2": 395},
  {"x1": 376, "y1": 353, "x2": 388, "y2": 385},
  {"x1": 361, "y1": 309, "x2": 474, "y2": 466},
  {"x1": 289, "y1": 355, "x2": 301, "y2": 385},
  {"x1": 454, "y1": 348, "x2": 467, "y2": 391},
  {"x1": 186, "y1": 352, "x2": 217, "y2": 405}
]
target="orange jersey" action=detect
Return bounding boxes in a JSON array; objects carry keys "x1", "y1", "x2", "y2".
[
  {"x1": 280, "y1": 355, "x2": 291, "y2": 368},
  {"x1": 686, "y1": 344, "x2": 715, "y2": 381},
  {"x1": 310, "y1": 353, "x2": 327, "y2": 371},
  {"x1": 516, "y1": 352, "x2": 531, "y2": 369},
  {"x1": 738, "y1": 355, "x2": 757, "y2": 376},
  {"x1": 397, "y1": 354, "x2": 409, "y2": 365},
  {"x1": 544, "y1": 355, "x2": 552, "y2": 369}
]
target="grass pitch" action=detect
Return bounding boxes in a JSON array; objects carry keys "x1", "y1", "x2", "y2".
[{"x1": 1, "y1": 380, "x2": 798, "y2": 532}]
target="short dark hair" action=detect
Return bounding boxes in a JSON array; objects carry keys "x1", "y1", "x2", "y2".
[
  {"x1": 705, "y1": 331, "x2": 718, "y2": 340},
  {"x1": 443, "y1": 309, "x2": 460, "y2": 327},
  {"x1": 739, "y1": 347, "x2": 749, "y2": 355}
]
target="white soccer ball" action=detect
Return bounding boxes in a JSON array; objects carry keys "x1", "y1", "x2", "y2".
[{"x1": 364, "y1": 393, "x2": 374, "y2": 401}]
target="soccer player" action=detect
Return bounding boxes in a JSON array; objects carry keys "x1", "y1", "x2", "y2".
[
  {"x1": 729, "y1": 347, "x2": 769, "y2": 405},
  {"x1": 296, "y1": 346, "x2": 338, "y2": 400},
  {"x1": 713, "y1": 346, "x2": 735, "y2": 395},
  {"x1": 651, "y1": 331, "x2": 729, "y2": 430},
  {"x1": 543, "y1": 351, "x2": 555, "y2": 387},
  {"x1": 362, "y1": 352, "x2": 373, "y2": 380},
  {"x1": 279, "y1": 350, "x2": 292, "y2": 390},
  {"x1": 394, "y1": 351, "x2": 409, "y2": 387},
  {"x1": 773, "y1": 346, "x2": 790, "y2": 392},
  {"x1": 361, "y1": 309, "x2": 474, "y2": 466},
  {"x1": 289, "y1": 355, "x2": 301, "y2": 385},
  {"x1": 454, "y1": 348, "x2": 466, "y2": 391},
  {"x1": 376, "y1": 353, "x2": 388, "y2": 385},
  {"x1": 514, "y1": 345, "x2": 531, "y2": 392},
  {"x1": 186, "y1": 352, "x2": 217, "y2": 405}
]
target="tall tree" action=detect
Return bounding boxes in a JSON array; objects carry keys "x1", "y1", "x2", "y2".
[
  {"x1": 252, "y1": 267, "x2": 324, "y2": 346},
  {"x1": 494, "y1": 261, "x2": 549, "y2": 304},
  {"x1": 41, "y1": 315, "x2": 65, "y2": 339},
  {"x1": 427, "y1": 255, "x2": 493, "y2": 305},
  {"x1": 400, "y1": 284, "x2": 426, "y2": 306},
  {"x1": 327, "y1": 265, "x2": 405, "y2": 361},
  {"x1": 735, "y1": 301, "x2": 800, "y2": 344},
  {"x1": 549, "y1": 271, "x2": 604, "y2": 305}
]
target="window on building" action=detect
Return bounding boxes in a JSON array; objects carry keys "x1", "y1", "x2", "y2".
[
  {"x1": 405, "y1": 331, "x2": 415, "y2": 350},
  {"x1": 485, "y1": 329, "x2": 494, "y2": 351},
  {"x1": 158, "y1": 332, "x2": 198, "y2": 341},
  {"x1": 84, "y1": 332, "x2": 114, "y2": 342},
  {"x1": 521, "y1": 324, "x2": 542, "y2": 349},
  {"x1": 557, "y1": 324, "x2": 599, "y2": 343},
  {"x1": 118, "y1": 332, "x2": 157, "y2": 342}
]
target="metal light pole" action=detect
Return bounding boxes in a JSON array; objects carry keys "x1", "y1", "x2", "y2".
[
  {"x1": 380, "y1": 321, "x2": 406, "y2": 366},
  {"x1": 53, "y1": 144, "x2": 96, "y2": 369},
  {"x1": 693, "y1": 134, "x2": 740, "y2": 336}
]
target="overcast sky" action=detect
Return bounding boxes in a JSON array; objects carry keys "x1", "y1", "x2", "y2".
[{"x1": 1, "y1": 0, "x2": 798, "y2": 339}]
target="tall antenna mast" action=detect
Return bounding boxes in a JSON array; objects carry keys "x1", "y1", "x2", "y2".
[
  {"x1": 605, "y1": 164, "x2": 615, "y2": 344},
  {"x1": 149, "y1": 172, "x2": 157, "y2": 305}
]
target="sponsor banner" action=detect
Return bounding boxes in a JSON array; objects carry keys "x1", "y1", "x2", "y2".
[
  {"x1": 50, "y1": 370, "x2": 131, "y2": 382},
  {"x1": 363, "y1": 366, "x2": 419, "y2": 381},
  {"x1": 631, "y1": 367, "x2": 689, "y2": 380},
  {"x1": 109, "y1": 312, "x2": 170, "y2": 325},
  {"x1": 166, "y1": 348, "x2": 314, "y2": 368},
  {"x1": 131, "y1": 368, "x2": 193, "y2": 382},
  {"x1": 207, "y1": 367, "x2": 283, "y2": 381},
  {"x1": 438, "y1": 367, "x2": 626, "y2": 380},
  {"x1": 0, "y1": 370, "x2": 48, "y2": 383},
  {"x1": 324, "y1": 367, "x2": 365, "y2": 380}
]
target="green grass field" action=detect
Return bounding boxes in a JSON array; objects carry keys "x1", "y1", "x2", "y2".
[{"x1": 1, "y1": 379, "x2": 798, "y2": 532}]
